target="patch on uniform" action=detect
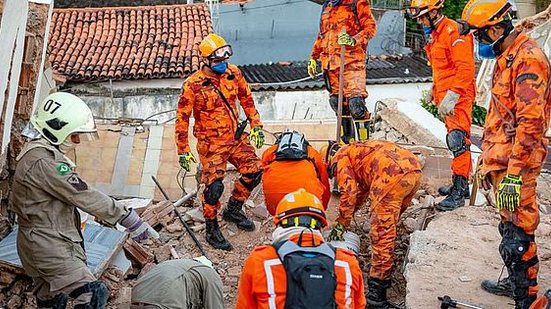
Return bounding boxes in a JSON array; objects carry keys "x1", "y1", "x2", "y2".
[
  {"x1": 67, "y1": 174, "x2": 88, "y2": 191},
  {"x1": 56, "y1": 163, "x2": 70, "y2": 176}
]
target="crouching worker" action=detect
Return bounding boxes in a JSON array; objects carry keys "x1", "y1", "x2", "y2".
[
  {"x1": 237, "y1": 188, "x2": 365, "y2": 308},
  {"x1": 262, "y1": 130, "x2": 330, "y2": 215},
  {"x1": 10, "y1": 92, "x2": 158, "y2": 309},
  {"x1": 131, "y1": 258, "x2": 224, "y2": 309},
  {"x1": 323, "y1": 140, "x2": 422, "y2": 308}
]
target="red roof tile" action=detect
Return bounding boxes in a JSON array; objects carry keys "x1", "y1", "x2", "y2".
[{"x1": 49, "y1": 3, "x2": 212, "y2": 82}]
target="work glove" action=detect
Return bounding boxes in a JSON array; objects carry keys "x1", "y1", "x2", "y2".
[
  {"x1": 338, "y1": 31, "x2": 356, "y2": 46},
  {"x1": 438, "y1": 90, "x2": 460, "y2": 117},
  {"x1": 249, "y1": 126, "x2": 265, "y2": 149},
  {"x1": 194, "y1": 255, "x2": 214, "y2": 268},
  {"x1": 307, "y1": 58, "x2": 318, "y2": 78},
  {"x1": 328, "y1": 222, "x2": 346, "y2": 241},
  {"x1": 496, "y1": 174, "x2": 522, "y2": 212},
  {"x1": 120, "y1": 209, "x2": 159, "y2": 241},
  {"x1": 424, "y1": 85, "x2": 433, "y2": 104},
  {"x1": 178, "y1": 152, "x2": 196, "y2": 172}
]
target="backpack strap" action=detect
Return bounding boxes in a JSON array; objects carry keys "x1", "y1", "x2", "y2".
[{"x1": 275, "y1": 240, "x2": 336, "y2": 261}]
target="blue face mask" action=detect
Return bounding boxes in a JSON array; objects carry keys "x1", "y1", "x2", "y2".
[
  {"x1": 422, "y1": 26, "x2": 433, "y2": 35},
  {"x1": 330, "y1": 0, "x2": 341, "y2": 5},
  {"x1": 476, "y1": 41, "x2": 496, "y2": 60},
  {"x1": 211, "y1": 61, "x2": 228, "y2": 74}
]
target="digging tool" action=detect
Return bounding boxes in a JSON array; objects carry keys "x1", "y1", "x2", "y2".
[
  {"x1": 151, "y1": 176, "x2": 208, "y2": 258},
  {"x1": 438, "y1": 295, "x2": 485, "y2": 309},
  {"x1": 332, "y1": 32, "x2": 346, "y2": 194}
]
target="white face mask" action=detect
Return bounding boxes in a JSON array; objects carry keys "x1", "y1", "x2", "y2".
[{"x1": 58, "y1": 138, "x2": 76, "y2": 154}]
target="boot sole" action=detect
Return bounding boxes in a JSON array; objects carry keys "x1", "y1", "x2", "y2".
[
  {"x1": 481, "y1": 283, "x2": 513, "y2": 298},
  {"x1": 206, "y1": 238, "x2": 233, "y2": 251}
]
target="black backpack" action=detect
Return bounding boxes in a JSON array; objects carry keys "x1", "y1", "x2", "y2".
[
  {"x1": 275, "y1": 131, "x2": 309, "y2": 161},
  {"x1": 273, "y1": 233, "x2": 337, "y2": 309}
]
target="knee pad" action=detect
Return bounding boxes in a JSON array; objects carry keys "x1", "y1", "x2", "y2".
[
  {"x1": 240, "y1": 170, "x2": 262, "y2": 191},
  {"x1": 36, "y1": 293, "x2": 68, "y2": 309},
  {"x1": 499, "y1": 222, "x2": 535, "y2": 266},
  {"x1": 204, "y1": 179, "x2": 224, "y2": 205},
  {"x1": 69, "y1": 280, "x2": 108, "y2": 309},
  {"x1": 329, "y1": 95, "x2": 338, "y2": 113},
  {"x1": 348, "y1": 96, "x2": 368, "y2": 119},
  {"x1": 446, "y1": 129, "x2": 469, "y2": 157}
]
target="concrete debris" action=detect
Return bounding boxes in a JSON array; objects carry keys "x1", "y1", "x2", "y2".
[
  {"x1": 117, "y1": 198, "x2": 152, "y2": 215},
  {"x1": 186, "y1": 207, "x2": 205, "y2": 223},
  {"x1": 403, "y1": 218, "x2": 417, "y2": 234},
  {"x1": 251, "y1": 202, "x2": 270, "y2": 219},
  {"x1": 110, "y1": 250, "x2": 132, "y2": 276},
  {"x1": 152, "y1": 244, "x2": 174, "y2": 263},
  {"x1": 165, "y1": 221, "x2": 183, "y2": 233},
  {"x1": 123, "y1": 238, "x2": 154, "y2": 268},
  {"x1": 141, "y1": 200, "x2": 175, "y2": 228},
  {"x1": 191, "y1": 223, "x2": 205, "y2": 233},
  {"x1": 458, "y1": 276, "x2": 473, "y2": 282}
]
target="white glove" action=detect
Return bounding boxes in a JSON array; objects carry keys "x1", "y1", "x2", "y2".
[
  {"x1": 424, "y1": 85, "x2": 433, "y2": 104},
  {"x1": 438, "y1": 90, "x2": 460, "y2": 117},
  {"x1": 193, "y1": 255, "x2": 214, "y2": 268},
  {"x1": 120, "y1": 209, "x2": 159, "y2": 241}
]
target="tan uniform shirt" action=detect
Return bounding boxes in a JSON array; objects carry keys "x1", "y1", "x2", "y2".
[
  {"x1": 10, "y1": 139, "x2": 128, "y2": 289},
  {"x1": 131, "y1": 259, "x2": 224, "y2": 309}
]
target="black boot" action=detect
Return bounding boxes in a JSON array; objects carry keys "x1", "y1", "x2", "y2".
[
  {"x1": 341, "y1": 116, "x2": 355, "y2": 144},
  {"x1": 436, "y1": 175, "x2": 468, "y2": 211},
  {"x1": 205, "y1": 219, "x2": 232, "y2": 251},
  {"x1": 438, "y1": 183, "x2": 470, "y2": 198},
  {"x1": 222, "y1": 197, "x2": 255, "y2": 231},
  {"x1": 515, "y1": 295, "x2": 537, "y2": 309},
  {"x1": 481, "y1": 276, "x2": 513, "y2": 298},
  {"x1": 367, "y1": 278, "x2": 391, "y2": 309}
]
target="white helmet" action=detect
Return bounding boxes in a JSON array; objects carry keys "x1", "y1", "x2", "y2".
[{"x1": 30, "y1": 92, "x2": 97, "y2": 145}]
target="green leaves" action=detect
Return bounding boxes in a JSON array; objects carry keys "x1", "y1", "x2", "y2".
[{"x1": 419, "y1": 89, "x2": 487, "y2": 126}]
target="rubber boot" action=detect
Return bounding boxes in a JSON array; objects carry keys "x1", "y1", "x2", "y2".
[
  {"x1": 367, "y1": 278, "x2": 391, "y2": 309},
  {"x1": 341, "y1": 116, "x2": 355, "y2": 144},
  {"x1": 438, "y1": 183, "x2": 470, "y2": 198},
  {"x1": 222, "y1": 197, "x2": 255, "y2": 231},
  {"x1": 436, "y1": 175, "x2": 468, "y2": 211},
  {"x1": 481, "y1": 276, "x2": 514, "y2": 298},
  {"x1": 205, "y1": 219, "x2": 232, "y2": 251}
]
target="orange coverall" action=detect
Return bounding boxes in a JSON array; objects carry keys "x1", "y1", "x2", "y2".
[
  {"x1": 424, "y1": 16, "x2": 475, "y2": 178},
  {"x1": 261, "y1": 144, "x2": 330, "y2": 215},
  {"x1": 478, "y1": 32, "x2": 551, "y2": 297},
  {"x1": 175, "y1": 64, "x2": 263, "y2": 220},
  {"x1": 236, "y1": 232, "x2": 365, "y2": 309},
  {"x1": 334, "y1": 140, "x2": 422, "y2": 280},
  {"x1": 310, "y1": 0, "x2": 376, "y2": 99}
]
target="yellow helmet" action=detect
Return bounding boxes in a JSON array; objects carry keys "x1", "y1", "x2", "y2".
[
  {"x1": 407, "y1": 0, "x2": 444, "y2": 19},
  {"x1": 461, "y1": 0, "x2": 512, "y2": 29},
  {"x1": 198, "y1": 33, "x2": 233, "y2": 59}
]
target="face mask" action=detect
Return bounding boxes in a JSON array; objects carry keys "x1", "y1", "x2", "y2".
[
  {"x1": 422, "y1": 26, "x2": 432, "y2": 35},
  {"x1": 58, "y1": 138, "x2": 76, "y2": 154},
  {"x1": 330, "y1": 0, "x2": 341, "y2": 5},
  {"x1": 476, "y1": 41, "x2": 496, "y2": 60},
  {"x1": 210, "y1": 61, "x2": 228, "y2": 74}
]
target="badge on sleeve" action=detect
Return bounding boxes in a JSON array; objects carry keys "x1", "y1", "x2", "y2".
[
  {"x1": 67, "y1": 174, "x2": 89, "y2": 191},
  {"x1": 56, "y1": 163, "x2": 70, "y2": 176}
]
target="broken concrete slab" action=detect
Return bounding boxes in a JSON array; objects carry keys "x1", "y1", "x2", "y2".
[
  {"x1": 405, "y1": 206, "x2": 551, "y2": 308},
  {"x1": 251, "y1": 202, "x2": 270, "y2": 220},
  {"x1": 141, "y1": 200, "x2": 174, "y2": 227},
  {"x1": 185, "y1": 207, "x2": 205, "y2": 223},
  {"x1": 123, "y1": 238, "x2": 154, "y2": 268},
  {"x1": 0, "y1": 223, "x2": 127, "y2": 277}
]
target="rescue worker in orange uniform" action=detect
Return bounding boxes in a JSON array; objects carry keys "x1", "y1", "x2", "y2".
[
  {"x1": 261, "y1": 130, "x2": 330, "y2": 215},
  {"x1": 308, "y1": 0, "x2": 377, "y2": 144},
  {"x1": 530, "y1": 290, "x2": 551, "y2": 309},
  {"x1": 462, "y1": 0, "x2": 550, "y2": 307},
  {"x1": 408, "y1": 0, "x2": 476, "y2": 211},
  {"x1": 323, "y1": 140, "x2": 422, "y2": 308},
  {"x1": 175, "y1": 33, "x2": 265, "y2": 251},
  {"x1": 236, "y1": 188, "x2": 365, "y2": 308}
]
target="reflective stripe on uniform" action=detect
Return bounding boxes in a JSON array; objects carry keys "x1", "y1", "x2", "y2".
[
  {"x1": 335, "y1": 260, "x2": 353, "y2": 308},
  {"x1": 263, "y1": 258, "x2": 282, "y2": 309},
  {"x1": 452, "y1": 38, "x2": 465, "y2": 47}
]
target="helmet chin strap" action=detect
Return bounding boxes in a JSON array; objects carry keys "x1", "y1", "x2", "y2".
[
  {"x1": 428, "y1": 12, "x2": 444, "y2": 30},
  {"x1": 58, "y1": 137, "x2": 76, "y2": 154}
]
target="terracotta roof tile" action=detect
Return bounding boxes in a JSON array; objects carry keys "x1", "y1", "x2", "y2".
[{"x1": 49, "y1": 3, "x2": 212, "y2": 82}]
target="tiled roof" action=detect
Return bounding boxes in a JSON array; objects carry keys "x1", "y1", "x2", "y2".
[
  {"x1": 241, "y1": 55, "x2": 433, "y2": 91},
  {"x1": 49, "y1": 3, "x2": 212, "y2": 81}
]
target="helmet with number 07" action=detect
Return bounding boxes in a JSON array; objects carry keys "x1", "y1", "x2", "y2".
[{"x1": 30, "y1": 92, "x2": 98, "y2": 145}]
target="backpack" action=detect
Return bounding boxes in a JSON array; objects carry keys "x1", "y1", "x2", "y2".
[
  {"x1": 273, "y1": 234, "x2": 337, "y2": 309},
  {"x1": 275, "y1": 131, "x2": 309, "y2": 161}
]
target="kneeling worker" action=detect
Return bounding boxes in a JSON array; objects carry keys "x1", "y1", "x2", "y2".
[
  {"x1": 131, "y1": 258, "x2": 224, "y2": 309},
  {"x1": 261, "y1": 130, "x2": 330, "y2": 215},
  {"x1": 323, "y1": 140, "x2": 422, "y2": 308},
  {"x1": 237, "y1": 188, "x2": 365, "y2": 308}
]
